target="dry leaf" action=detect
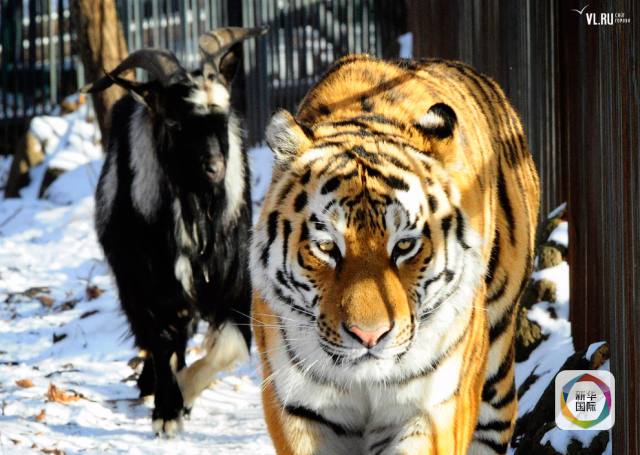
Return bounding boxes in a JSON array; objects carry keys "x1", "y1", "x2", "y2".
[
  {"x1": 37, "y1": 295, "x2": 54, "y2": 307},
  {"x1": 16, "y1": 378, "x2": 34, "y2": 388},
  {"x1": 58, "y1": 299, "x2": 79, "y2": 311},
  {"x1": 24, "y1": 287, "x2": 50, "y2": 298},
  {"x1": 86, "y1": 285, "x2": 104, "y2": 301},
  {"x1": 41, "y1": 449, "x2": 65, "y2": 455},
  {"x1": 46, "y1": 384, "x2": 80, "y2": 403},
  {"x1": 35, "y1": 408, "x2": 46, "y2": 422}
]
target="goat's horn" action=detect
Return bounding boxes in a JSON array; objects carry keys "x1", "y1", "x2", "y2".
[
  {"x1": 82, "y1": 48, "x2": 186, "y2": 93},
  {"x1": 198, "y1": 26, "x2": 268, "y2": 61}
]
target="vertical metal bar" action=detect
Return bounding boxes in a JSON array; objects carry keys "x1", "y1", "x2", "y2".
[
  {"x1": 152, "y1": 0, "x2": 160, "y2": 47},
  {"x1": 245, "y1": 0, "x2": 257, "y2": 145},
  {"x1": 287, "y1": 0, "x2": 295, "y2": 111},
  {"x1": 133, "y1": 0, "x2": 143, "y2": 79},
  {"x1": 291, "y1": 0, "x2": 298, "y2": 102},
  {"x1": 16, "y1": 0, "x2": 23, "y2": 118},
  {"x1": 27, "y1": 0, "x2": 36, "y2": 116},
  {"x1": 0, "y1": 0, "x2": 15, "y2": 124},
  {"x1": 312, "y1": 0, "x2": 319, "y2": 72},
  {"x1": 318, "y1": 0, "x2": 325, "y2": 66},
  {"x1": 48, "y1": 0, "x2": 56, "y2": 108},
  {"x1": 36, "y1": 0, "x2": 42, "y2": 114},
  {"x1": 126, "y1": 0, "x2": 133, "y2": 49},
  {"x1": 57, "y1": 0, "x2": 63, "y2": 102},
  {"x1": 165, "y1": 0, "x2": 172, "y2": 51},
  {"x1": 134, "y1": 0, "x2": 142, "y2": 50},
  {"x1": 301, "y1": 0, "x2": 308, "y2": 83},
  {"x1": 192, "y1": 0, "x2": 198, "y2": 68},
  {"x1": 180, "y1": 0, "x2": 188, "y2": 65},
  {"x1": 347, "y1": 0, "x2": 353, "y2": 54},
  {"x1": 204, "y1": 0, "x2": 210, "y2": 30}
]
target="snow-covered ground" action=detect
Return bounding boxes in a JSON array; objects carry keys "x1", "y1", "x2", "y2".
[{"x1": 0, "y1": 100, "x2": 609, "y2": 454}]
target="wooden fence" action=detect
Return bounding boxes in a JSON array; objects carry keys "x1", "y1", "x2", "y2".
[{"x1": 408, "y1": 1, "x2": 639, "y2": 453}]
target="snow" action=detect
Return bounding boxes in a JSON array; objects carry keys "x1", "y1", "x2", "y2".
[
  {"x1": 531, "y1": 262, "x2": 570, "y2": 320},
  {"x1": 19, "y1": 99, "x2": 102, "y2": 201},
  {"x1": 547, "y1": 202, "x2": 567, "y2": 219},
  {"x1": 397, "y1": 32, "x2": 413, "y2": 59},
  {"x1": 549, "y1": 221, "x2": 568, "y2": 247},
  {"x1": 44, "y1": 160, "x2": 103, "y2": 205},
  {"x1": 248, "y1": 146, "x2": 274, "y2": 224},
  {"x1": 541, "y1": 425, "x2": 604, "y2": 453}
]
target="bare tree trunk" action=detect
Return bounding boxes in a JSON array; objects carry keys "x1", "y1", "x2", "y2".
[{"x1": 70, "y1": 0, "x2": 128, "y2": 146}]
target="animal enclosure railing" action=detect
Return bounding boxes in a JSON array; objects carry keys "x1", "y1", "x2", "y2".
[
  {"x1": 0, "y1": 0, "x2": 80, "y2": 154},
  {"x1": 0, "y1": 0, "x2": 407, "y2": 154}
]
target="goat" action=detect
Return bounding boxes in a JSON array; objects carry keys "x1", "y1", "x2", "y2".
[{"x1": 85, "y1": 27, "x2": 266, "y2": 436}]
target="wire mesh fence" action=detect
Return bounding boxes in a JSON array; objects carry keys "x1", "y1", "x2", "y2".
[{"x1": 0, "y1": 0, "x2": 406, "y2": 153}]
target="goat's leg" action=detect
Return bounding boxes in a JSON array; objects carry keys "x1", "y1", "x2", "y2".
[
  {"x1": 150, "y1": 330, "x2": 188, "y2": 437},
  {"x1": 137, "y1": 356, "x2": 155, "y2": 398}
]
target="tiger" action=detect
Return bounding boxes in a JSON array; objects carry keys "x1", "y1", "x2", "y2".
[{"x1": 250, "y1": 54, "x2": 539, "y2": 455}]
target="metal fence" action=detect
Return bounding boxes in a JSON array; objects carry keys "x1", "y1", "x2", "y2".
[
  {"x1": 0, "y1": 0, "x2": 80, "y2": 154},
  {"x1": 241, "y1": 0, "x2": 405, "y2": 144},
  {"x1": 0, "y1": 0, "x2": 406, "y2": 153}
]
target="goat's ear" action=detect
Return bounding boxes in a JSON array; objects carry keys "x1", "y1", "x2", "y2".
[
  {"x1": 415, "y1": 103, "x2": 457, "y2": 139},
  {"x1": 219, "y1": 43, "x2": 242, "y2": 83},
  {"x1": 265, "y1": 109, "x2": 313, "y2": 165}
]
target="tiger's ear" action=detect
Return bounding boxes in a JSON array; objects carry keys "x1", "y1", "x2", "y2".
[
  {"x1": 265, "y1": 109, "x2": 313, "y2": 165},
  {"x1": 416, "y1": 103, "x2": 457, "y2": 139}
]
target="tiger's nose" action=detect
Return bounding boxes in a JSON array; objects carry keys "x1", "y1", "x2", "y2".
[{"x1": 344, "y1": 323, "x2": 392, "y2": 348}]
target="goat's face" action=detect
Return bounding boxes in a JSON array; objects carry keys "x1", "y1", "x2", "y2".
[
  {"x1": 83, "y1": 27, "x2": 269, "y2": 191},
  {"x1": 154, "y1": 78, "x2": 233, "y2": 188}
]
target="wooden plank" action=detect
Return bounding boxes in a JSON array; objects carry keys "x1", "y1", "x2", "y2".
[
  {"x1": 560, "y1": 1, "x2": 638, "y2": 451},
  {"x1": 409, "y1": 1, "x2": 638, "y2": 452}
]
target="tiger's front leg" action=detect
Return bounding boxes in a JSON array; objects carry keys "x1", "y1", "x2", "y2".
[
  {"x1": 260, "y1": 383, "x2": 322, "y2": 455},
  {"x1": 368, "y1": 402, "x2": 472, "y2": 455},
  {"x1": 365, "y1": 417, "x2": 432, "y2": 455}
]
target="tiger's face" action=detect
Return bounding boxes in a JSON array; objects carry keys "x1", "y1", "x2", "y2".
[{"x1": 251, "y1": 105, "x2": 484, "y2": 385}]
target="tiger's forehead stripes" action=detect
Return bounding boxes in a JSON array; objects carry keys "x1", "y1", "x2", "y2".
[{"x1": 309, "y1": 191, "x2": 426, "y2": 252}]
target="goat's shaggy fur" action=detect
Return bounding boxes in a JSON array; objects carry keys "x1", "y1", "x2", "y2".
[{"x1": 95, "y1": 73, "x2": 252, "y2": 436}]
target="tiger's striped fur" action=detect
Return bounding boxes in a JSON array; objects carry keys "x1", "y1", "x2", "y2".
[{"x1": 250, "y1": 55, "x2": 539, "y2": 455}]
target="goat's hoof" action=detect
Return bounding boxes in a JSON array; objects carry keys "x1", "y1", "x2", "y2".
[
  {"x1": 152, "y1": 416, "x2": 183, "y2": 438},
  {"x1": 182, "y1": 407, "x2": 192, "y2": 420}
]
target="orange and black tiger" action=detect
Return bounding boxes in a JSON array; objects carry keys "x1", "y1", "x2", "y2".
[{"x1": 250, "y1": 54, "x2": 539, "y2": 455}]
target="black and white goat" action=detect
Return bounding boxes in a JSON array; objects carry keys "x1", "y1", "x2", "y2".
[{"x1": 86, "y1": 27, "x2": 265, "y2": 436}]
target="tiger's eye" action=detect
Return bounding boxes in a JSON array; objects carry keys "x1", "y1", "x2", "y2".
[
  {"x1": 318, "y1": 240, "x2": 336, "y2": 252},
  {"x1": 396, "y1": 239, "x2": 414, "y2": 251}
]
